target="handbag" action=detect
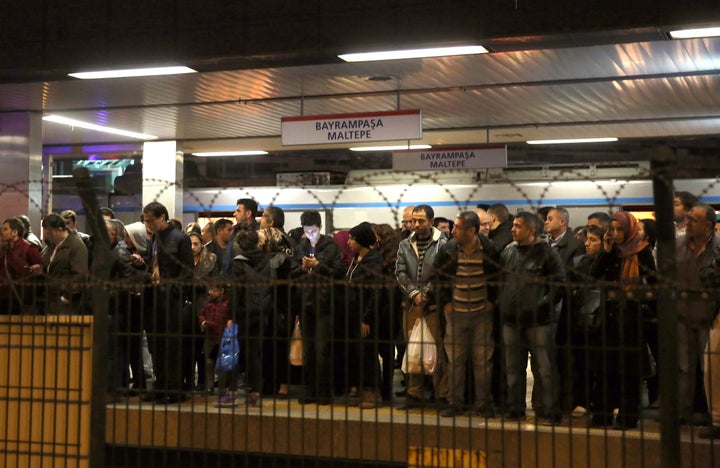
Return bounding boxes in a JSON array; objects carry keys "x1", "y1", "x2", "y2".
[{"x1": 289, "y1": 316, "x2": 303, "y2": 366}]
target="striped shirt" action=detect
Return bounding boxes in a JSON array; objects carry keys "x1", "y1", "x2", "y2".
[
  {"x1": 415, "y1": 235, "x2": 431, "y2": 280},
  {"x1": 451, "y1": 244, "x2": 487, "y2": 313}
]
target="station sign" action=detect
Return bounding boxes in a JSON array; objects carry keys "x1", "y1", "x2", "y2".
[
  {"x1": 281, "y1": 110, "x2": 422, "y2": 146},
  {"x1": 392, "y1": 146, "x2": 507, "y2": 171}
]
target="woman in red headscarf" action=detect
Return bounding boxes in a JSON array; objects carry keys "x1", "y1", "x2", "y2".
[{"x1": 588, "y1": 211, "x2": 656, "y2": 429}]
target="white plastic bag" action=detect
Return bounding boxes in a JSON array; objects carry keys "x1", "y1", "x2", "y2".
[{"x1": 401, "y1": 317, "x2": 436, "y2": 375}]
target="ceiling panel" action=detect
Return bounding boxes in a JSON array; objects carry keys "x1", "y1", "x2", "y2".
[{"x1": 5, "y1": 37, "x2": 720, "y2": 152}]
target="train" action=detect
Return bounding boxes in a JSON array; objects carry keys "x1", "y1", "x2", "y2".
[{"x1": 51, "y1": 162, "x2": 720, "y2": 234}]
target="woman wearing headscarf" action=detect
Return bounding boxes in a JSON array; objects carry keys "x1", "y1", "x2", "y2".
[
  {"x1": 589, "y1": 211, "x2": 656, "y2": 429},
  {"x1": 346, "y1": 222, "x2": 384, "y2": 408}
]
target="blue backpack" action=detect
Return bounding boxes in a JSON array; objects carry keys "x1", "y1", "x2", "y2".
[{"x1": 215, "y1": 322, "x2": 240, "y2": 374}]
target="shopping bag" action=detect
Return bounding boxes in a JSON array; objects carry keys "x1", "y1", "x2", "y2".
[
  {"x1": 215, "y1": 322, "x2": 240, "y2": 374},
  {"x1": 289, "y1": 316, "x2": 303, "y2": 366},
  {"x1": 401, "y1": 317, "x2": 436, "y2": 375}
]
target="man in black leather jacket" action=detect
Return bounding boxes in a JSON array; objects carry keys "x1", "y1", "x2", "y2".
[{"x1": 499, "y1": 211, "x2": 566, "y2": 425}]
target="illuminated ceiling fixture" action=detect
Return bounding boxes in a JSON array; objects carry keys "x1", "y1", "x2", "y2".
[
  {"x1": 192, "y1": 151, "x2": 268, "y2": 157},
  {"x1": 42, "y1": 115, "x2": 158, "y2": 140},
  {"x1": 668, "y1": 26, "x2": 720, "y2": 39},
  {"x1": 68, "y1": 66, "x2": 197, "y2": 80},
  {"x1": 526, "y1": 137, "x2": 618, "y2": 145},
  {"x1": 339, "y1": 45, "x2": 488, "y2": 62},
  {"x1": 349, "y1": 145, "x2": 432, "y2": 152}
]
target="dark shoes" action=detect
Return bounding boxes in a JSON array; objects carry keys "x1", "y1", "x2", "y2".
[
  {"x1": 439, "y1": 405, "x2": 465, "y2": 417},
  {"x1": 699, "y1": 425, "x2": 720, "y2": 439},
  {"x1": 503, "y1": 411, "x2": 526, "y2": 421},
  {"x1": 541, "y1": 415, "x2": 562, "y2": 426},
  {"x1": 397, "y1": 395, "x2": 424, "y2": 410},
  {"x1": 298, "y1": 396, "x2": 332, "y2": 406}
]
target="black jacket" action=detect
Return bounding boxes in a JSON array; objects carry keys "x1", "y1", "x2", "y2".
[
  {"x1": 346, "y1": 248, "x2": 383, "y2": 327},
  {"x1": 499, "y1": 240, "x2": 566, "y2": 327},
  {"x1": 433, "y1": 234, "x2": 502, "y2": 310},
  {"x1": 145, "y1": 224, "x2": 194, "y2": 286},
  {"x1": 231, "y1": 248, "x2": 272, "y2": 322},
  {"x1": 290, "y1": 235, "x2": 344, "y2": 316}
]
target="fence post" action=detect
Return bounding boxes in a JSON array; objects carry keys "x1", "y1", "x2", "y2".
[
  {"x1": 74, "y1": 167, "x2": 112, "y2": 468},
  {"x1": 650, "y1": 146, "x2": 680, "y2": 468}
]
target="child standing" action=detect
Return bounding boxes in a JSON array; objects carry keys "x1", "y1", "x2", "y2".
[{"x1": 198, "y1": 286, "x2": 228, "y2": 395}]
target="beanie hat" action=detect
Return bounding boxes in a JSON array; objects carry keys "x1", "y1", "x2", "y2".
[{"x1": 349, "y1": 222, "x2": 376, "y2": 249}]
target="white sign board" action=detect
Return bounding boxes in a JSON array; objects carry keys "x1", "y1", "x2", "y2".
[
  {"x1": 392, "y1": 146, "x2": 508, "y2": 171},
  {"x1": 281, "y1": 110, "x2": 422, "y2": 146}
]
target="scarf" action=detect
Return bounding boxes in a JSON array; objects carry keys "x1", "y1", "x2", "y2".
[{"x1": 612, "y1": 211, "x2": 649, "y2": 284}]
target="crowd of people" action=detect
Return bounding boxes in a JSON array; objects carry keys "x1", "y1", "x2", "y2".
[{"x1": 1, "y1": 193, "x2": 719, "y2": 437}]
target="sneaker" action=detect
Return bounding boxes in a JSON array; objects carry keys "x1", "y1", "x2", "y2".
[
  {"x1": 216, "y1": 395, "x2": 237, "y2": 407},
  {"x1": 246, "y1": 392, "x2": 262, "y2": 408}
]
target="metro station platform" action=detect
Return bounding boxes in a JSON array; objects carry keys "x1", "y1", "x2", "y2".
[{"x1": 105, "y1": 394, "x2": 720, "y2": 468}]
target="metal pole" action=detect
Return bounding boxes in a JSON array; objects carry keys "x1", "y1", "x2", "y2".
[
  {"x1": 74, "y1": 167, "x2": 112, "y2": 468},
  {"x1": 650, "y1": 146, "x2": 680, "y2": 468}
]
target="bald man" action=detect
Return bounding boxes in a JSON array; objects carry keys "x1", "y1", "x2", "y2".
[
  {"x1": 475, "y1": 208, "x2": 492, "y2": 237},
  {"x1": 399, "y1": 205, "x2": 415, "y2": 240}
]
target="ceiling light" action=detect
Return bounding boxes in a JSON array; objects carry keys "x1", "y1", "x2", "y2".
[
  {"x1": 339, "y1": 45, "x2": 488, "y2": 62},
  {"x1": 668, "y1": 27, "x2": 720, "y2": 39},
  {"x1": 42, "y1": 115, "x2": 158, "y2": 140},
  {"x1": 526, "y1": 137, "x2": 618, "y2": 145},
  {"x1": 350, "y1": 145, "x2": 432, "y2": 152},
  {"x1": 192, "y1": 151, "x2": 268, "y2": 157},
  {"x1": 68, "y1": 66, "x2": 197, "y2": 80}
]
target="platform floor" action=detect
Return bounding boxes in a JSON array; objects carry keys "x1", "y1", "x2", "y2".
[{"x1": 104, "y1": 389, "x2": 720, "y2": 468}]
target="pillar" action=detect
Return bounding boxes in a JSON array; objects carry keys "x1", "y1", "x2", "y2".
[
  {"x1": 0, "y1": 112, "x2": 43, "y2": 231},
  {"x1": 142, "y1": 141, "x2": 183, "y2": 219}
]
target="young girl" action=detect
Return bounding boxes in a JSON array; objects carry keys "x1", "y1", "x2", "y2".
[{"x1": 198, "y1": 286, "x2": 229, "y2": 396}]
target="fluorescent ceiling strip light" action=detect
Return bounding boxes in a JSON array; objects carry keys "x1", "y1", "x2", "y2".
[
  {"x1": 668, "y1": 27, "x2": 720, "y2": 39},
  {"x1": 339, "y1": 45, "x2": 488, "y2": 62},
  {"x1": 68, "y1": 66, "x2": 197, "y2": 80},
  {"x1": 192, "y1": 151, "x2": 268, "y2": 157},
  {"x1": 526, "y1": 137, "x2": 618, "y2": 145},
  {"x1": 350, "y1": 144, "x2": 432, "y2": 152},
  {"x1": 42, "y1": 115, "x2": 158, "y2": 140}
]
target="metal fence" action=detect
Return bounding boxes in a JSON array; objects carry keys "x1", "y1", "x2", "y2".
[{"x1": 2, "y1": 155, "x2": 720, "y2": 467}]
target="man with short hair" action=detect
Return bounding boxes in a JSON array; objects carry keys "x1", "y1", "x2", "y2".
[
  {"x1": 206, "y1": 218, "x2": 233, "y2": 273},
  {"x1": 201, "y1": 221, "x2": 215, "y2": 245},
  {"x1": 60, "y1": 209, "x2": 93, "y2": 252},
  {"x1": 487, "y1": 203, "x2": 513, "y2": 250},
  {"x1": 544, "y1": 207, "x2": 586, "y2": 412},
  {"x1": 395, "y1": 204, "x2": 448, "y2": 409},
  {"x1": 290, "y1": 210, "x2": 344, "y2": 404},
  {"x1": 674, "y1": 191, "x2": 700, "y2": 237},
  {"x1": 586, "y1": 212, "x2": 611, "y2": 230},
  {"x1": 499, "y1": 212, "x2": 566, "y2": 425},
  {"x1": 0, "y1": 217, "x2": 44, "y2": 314},
  {"x1": 434, "y1": 217, "x2": 453, "y2": 239},
  {"x1": 233, "y1": 198, "x2": 260, "y2": 231},
  {"x1": 676, "y1": 203, "x2": 720, "y2": 423},
  {"x1": 141, "y1": 201, "x2": 194, "y2": 403},
  {"x1": 434, "y1": 211, "x2": 500, "y2": 417},
  {"x1": 223, "y1": 198, "x2": 260, "y2": 274}
]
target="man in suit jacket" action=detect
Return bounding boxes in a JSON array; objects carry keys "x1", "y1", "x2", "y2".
[{"x1": 544, "y1": 207, "x2": 586, "y2": 412}]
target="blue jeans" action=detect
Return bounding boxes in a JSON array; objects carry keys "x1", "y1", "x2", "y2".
[
  {"x1": 444, "y1": 311, "x2": 494, "y2": 408},
  {"x1": 503, "y1": 322, "x2": 559, "y2": 416}
]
